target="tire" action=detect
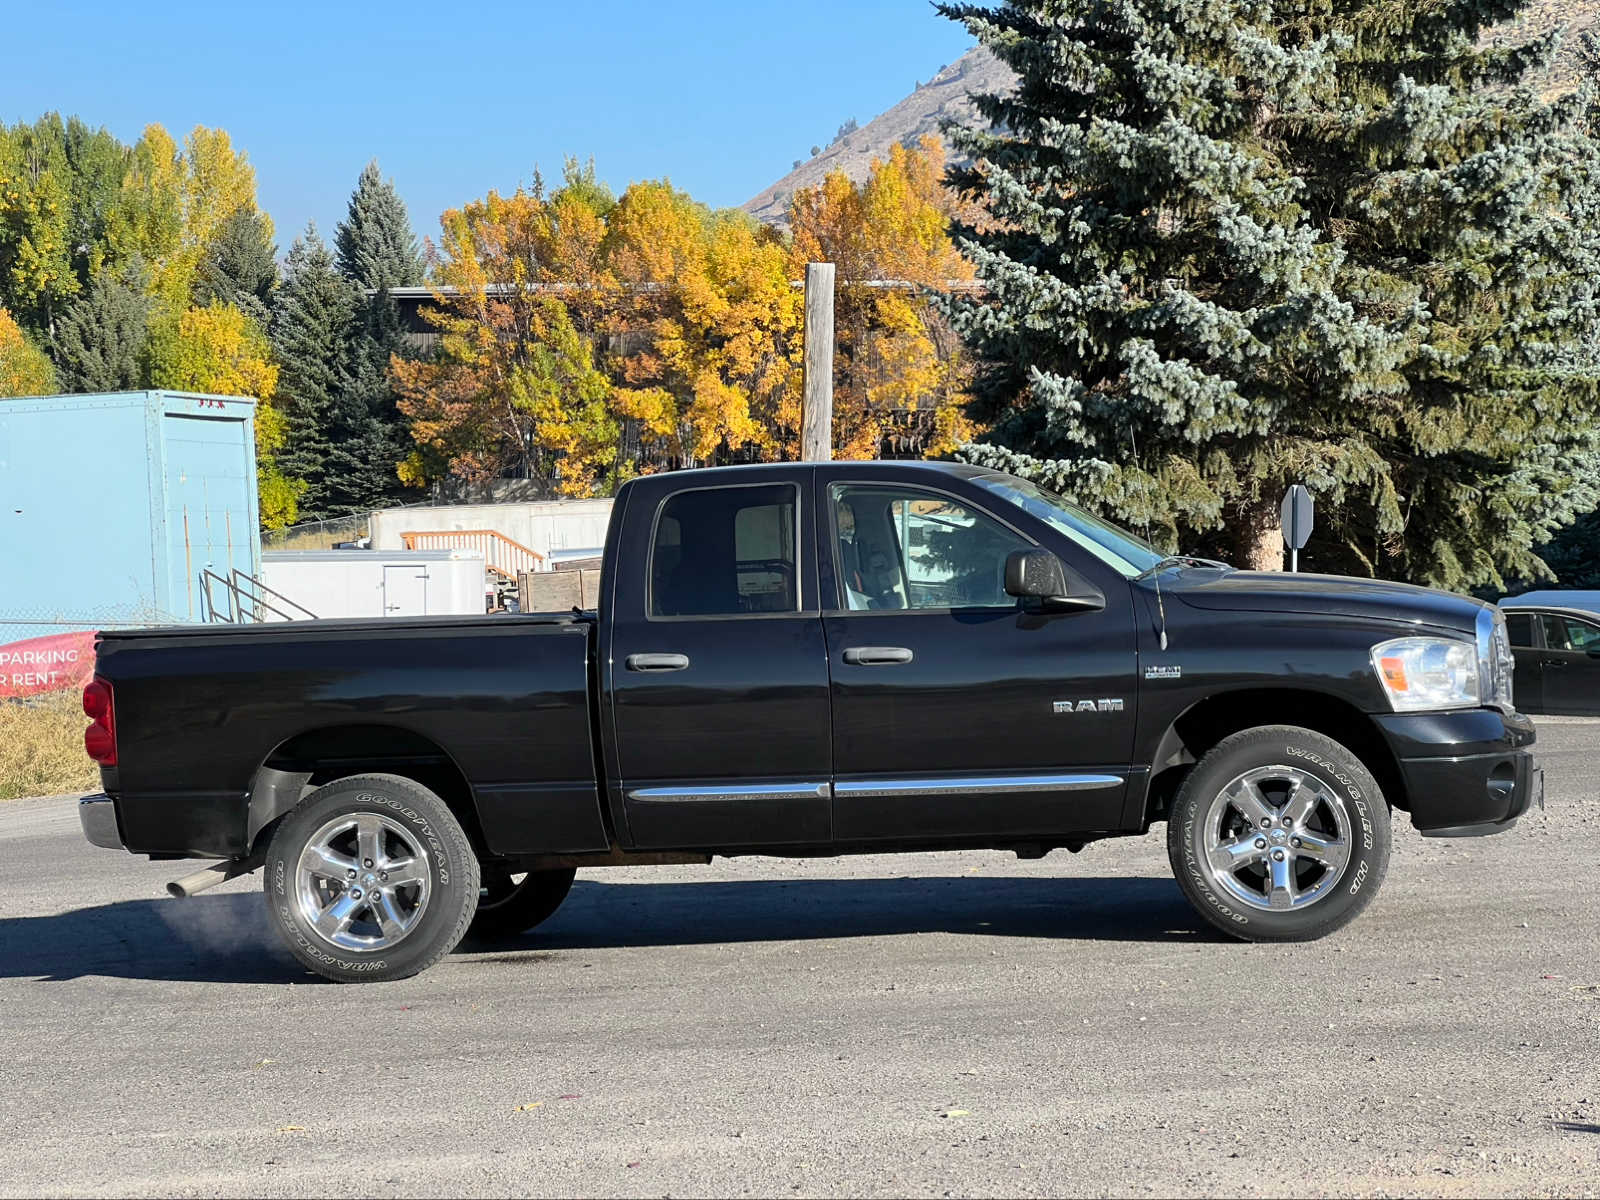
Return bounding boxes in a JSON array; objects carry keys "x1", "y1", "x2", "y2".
[
  {"x1": 263, "y1": 773, "x2": 481, "y2": 982},
  {"x1": 469, "y1": 867, "x2": 577, "y2": 940},
  {"x1": 1167, "y1": 725, "x2": 1390, "y2": 941}
]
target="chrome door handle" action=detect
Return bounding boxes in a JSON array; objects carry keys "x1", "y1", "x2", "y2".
[
  {"x1": 1543, "y1": 659, "x2": 1567, "y2": 667},
  {"x1": 626, "y1": 653, "x2": 690, "y2": 672},
  {"x1": 842, "y1": 646, "x2": 914, "y2": 665}
]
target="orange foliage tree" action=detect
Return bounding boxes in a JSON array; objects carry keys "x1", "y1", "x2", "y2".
[{"x1": 787, "y1": 136, "x2": 974, "y2": 459}]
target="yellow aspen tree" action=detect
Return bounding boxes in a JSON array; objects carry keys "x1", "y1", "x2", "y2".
[
  {"x1": 605, "y1": 182, "x2": 799, "y2": 465},
  {"x1": 391, "y1": 179, "x2": 622, "y2": 494},
  {"x1": 0, "y1": 307, "x2": 55, "y2": 396}
]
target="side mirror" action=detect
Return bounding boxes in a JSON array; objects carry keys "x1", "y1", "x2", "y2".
[{"x1": 1004, "y1": 549, "x2": 1105, "y2": 613}]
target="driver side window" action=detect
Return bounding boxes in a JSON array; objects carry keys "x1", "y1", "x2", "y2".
[{"x1": 831, "y1": 485, "x2": 1032, "y2": 611}]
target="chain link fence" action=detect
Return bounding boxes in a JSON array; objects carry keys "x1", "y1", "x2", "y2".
[{"x1": 262, "y1": 513, "x2": 371, "y2": 551}]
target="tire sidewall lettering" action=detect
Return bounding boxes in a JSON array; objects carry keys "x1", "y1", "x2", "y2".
[{"x1": 1181, "y1": 809, "x2": 1250, "y2": 925}]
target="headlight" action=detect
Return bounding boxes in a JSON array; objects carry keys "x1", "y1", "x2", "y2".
[{"x1": 1371, "y1": 636, "x2": 1481, "y2": 711}]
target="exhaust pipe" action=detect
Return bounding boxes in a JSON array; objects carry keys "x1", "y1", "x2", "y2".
[{"x1": 167, "y1": 854, "x2": 261, "y2": 899}]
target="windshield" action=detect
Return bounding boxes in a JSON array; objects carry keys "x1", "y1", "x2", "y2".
[{"x1": 971, "y1": 474, "x2": 1165, "y2": 578}]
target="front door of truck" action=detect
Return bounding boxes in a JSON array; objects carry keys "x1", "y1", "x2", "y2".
[
  {"x1": 816, "y1": 471, "x2": 1138, "y2": 843},
  {"x1": 605, "y1": 472, "x2": 832, "y2": 849}
]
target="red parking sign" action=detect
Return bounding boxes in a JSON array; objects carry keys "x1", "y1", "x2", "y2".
[{"x1": 0, "y1": 631, "x2": 97, "y2": 698}]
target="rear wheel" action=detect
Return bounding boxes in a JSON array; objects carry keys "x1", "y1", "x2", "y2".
[
  {"x1": 264, "y1": 774, "x2": 480, "y2": 982},
  {"x1": 1167, "y1": 725, "x2": 1390, "y2": 941},
  {"x1": 470, "y1": 867, "x2": 577, "y2": 940}
]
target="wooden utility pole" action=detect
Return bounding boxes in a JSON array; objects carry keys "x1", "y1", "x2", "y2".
[{"x1": 801, "y1": 262, "x2": 835, "y2": 461}]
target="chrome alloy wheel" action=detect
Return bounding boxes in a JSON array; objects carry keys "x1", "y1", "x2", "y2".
[
  {"x1": 294, "y1": 812, "x2": 433, "y2": 952},
  {"x1": 1199, "y1": 764, "x2": 1353, "y2": 912}
]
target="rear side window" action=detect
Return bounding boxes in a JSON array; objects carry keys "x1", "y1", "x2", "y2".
[
  {"x1": 650, "y1": 485, "x2": 798, "y2": 617},
  {"x1": 1505, "y1": 612, "x2": 1535, "y2": 647}
]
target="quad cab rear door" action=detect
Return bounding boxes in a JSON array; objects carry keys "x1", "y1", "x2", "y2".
[{"x1": 601, "y1": 469, "x2": 832, "y2": 850}]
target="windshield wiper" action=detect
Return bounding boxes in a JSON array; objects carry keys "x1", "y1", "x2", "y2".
[{"x1": 1135, "y1": 554, "x2": 1232, "y2": 580}]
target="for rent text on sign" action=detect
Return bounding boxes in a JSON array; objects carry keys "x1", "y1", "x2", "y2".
[{"x1": 0, "y1": 631, "x2": 97, "y2": 699}]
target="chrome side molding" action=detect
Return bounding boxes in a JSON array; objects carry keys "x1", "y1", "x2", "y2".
[
  {"x1": 626, "y1": 774, "x2": 1124, "y2": 804},
  {"x1": 835, "y1": 774, "x2": 1123, "y2": 798},
  {"x1": 628, "y1": 782, "x2": 831, "y2": 804}
]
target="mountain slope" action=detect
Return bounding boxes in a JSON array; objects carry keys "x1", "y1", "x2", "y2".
[
  {"x1": 743, "y1": 6, "x2": 1597, "y2": 228},
  {"x1": 742, "y1": 47, "x2": 1011, "y2": 227}
]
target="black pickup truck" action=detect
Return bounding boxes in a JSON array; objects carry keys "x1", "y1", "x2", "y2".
[{"x1": 78, "y1": 461, "x2": 1541, "y2": 982}]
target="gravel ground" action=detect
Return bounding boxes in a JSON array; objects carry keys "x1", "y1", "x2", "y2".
[{"x1": 1, "y1": 720, "x2": 1597, "y2": 1198}]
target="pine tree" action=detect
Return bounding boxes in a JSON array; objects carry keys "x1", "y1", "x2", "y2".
[
  {"x1": 938, "y1": 0, "x2": 1600, "y2": 589},
  {"x1": 270, "y1": 225, "x2": 355, "y2": 520},
  {"x1": 54, "y1": 258, "x2": 150, "y2": 392},
  {"x1": 193, "y1": 207, "x2": 278, "y2": 325}
]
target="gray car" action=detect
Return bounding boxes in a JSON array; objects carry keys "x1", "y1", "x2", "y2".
[{"x1": 1500, "y1": 592, "x2": 1600, "y2": 714}]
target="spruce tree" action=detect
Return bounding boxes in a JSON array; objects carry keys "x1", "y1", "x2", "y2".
[
  {"x1": 194, "y1": 207, "x2": 278, "y2": 326},
  {"x1": 335, "y1": 160, "x2": 424, "y2": 291},
  {"x1": 330, "y1": 161, "x2": 424, "y2": 511},
  {"x1": 939, "y1": 0, "x2": 1600, "y2": 589},
  {"x1": 325, "y1": 290, "x2": 412, "y2": 513},
  {"x1": 270, "y1": 225, "x2": 355, "y2": 520},
  {"x1": 54, "y1": 258, "x2": 150, "y2": 392}
]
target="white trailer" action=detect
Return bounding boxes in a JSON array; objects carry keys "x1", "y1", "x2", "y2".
[
  {"x1": 259, "y1": 549, "x2": 488, "y2": 620},
  {"x1": 367, "y1": 498, "x2": 614, "y2": 571}
]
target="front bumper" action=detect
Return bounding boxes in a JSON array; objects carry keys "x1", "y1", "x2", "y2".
[
  {"x1": 79, "y1": 794, "x2": 124, "y2": 850},
  {"x1": 1372, "y1": 708, "x2": 1540, "y2": 837}
]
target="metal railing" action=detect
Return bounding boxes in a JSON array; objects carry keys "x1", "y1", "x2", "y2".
[
  {"x1": 400, "y1": 529, "x2": 546, "y2": 582},
  {"x1": 199, "y1": 569, "x2": 318, "y2": 624}
]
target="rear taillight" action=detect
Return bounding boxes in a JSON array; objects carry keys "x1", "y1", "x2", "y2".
[{"x1": 83, "y1": 676, "x2": 116, "y2": 766}]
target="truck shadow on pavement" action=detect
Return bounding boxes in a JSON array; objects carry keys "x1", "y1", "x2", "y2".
[
  {"x1": 0, "y1": 874, "x2": 1211, "y2": 985},
  {"x1": 517, "y1": 874, "x2": 1213, "y2": 954}
]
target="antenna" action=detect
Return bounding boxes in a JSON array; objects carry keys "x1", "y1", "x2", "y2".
[{"x1": 1128, "y1": 427, "x2": 1169, "y2": 651}]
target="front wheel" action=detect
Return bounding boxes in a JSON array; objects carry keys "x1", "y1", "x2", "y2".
[
  {"x1": 1167, "y1": 725, "x2": 1390, "y2": 941},
  {"x1": 264, "y1": 774, "x2": 480, "y2": 982}
]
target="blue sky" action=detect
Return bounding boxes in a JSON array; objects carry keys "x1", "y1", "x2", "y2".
[{"x1": 3, "y1": 1, "x2": 975, "y2": 252}]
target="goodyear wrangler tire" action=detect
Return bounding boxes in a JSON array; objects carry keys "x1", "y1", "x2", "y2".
[
  {"x1": 1167, "y1": 725, "x2": 1390, "y2": 941},
  {"x1": 264, "y1": 774, "x2": 480, "y2": 982}
]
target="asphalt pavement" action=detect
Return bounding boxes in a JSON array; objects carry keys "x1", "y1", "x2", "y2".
[{"x1": 1, "y1": 721, "x2": 1597, "y2": 1198}]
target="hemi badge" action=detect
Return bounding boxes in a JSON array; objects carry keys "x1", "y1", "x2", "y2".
[{"x1": 1145, "y1": 665, "x2": 1182, "y2": 680}]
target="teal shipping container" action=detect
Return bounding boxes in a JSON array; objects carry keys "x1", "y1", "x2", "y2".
[{"x1": 0, "y1": 391, "x2": 261, "y2": 652}]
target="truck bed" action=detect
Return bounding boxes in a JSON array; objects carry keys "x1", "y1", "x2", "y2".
[{"x1": 93, "y1": 612, "x2": 606, "y2": 859}]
